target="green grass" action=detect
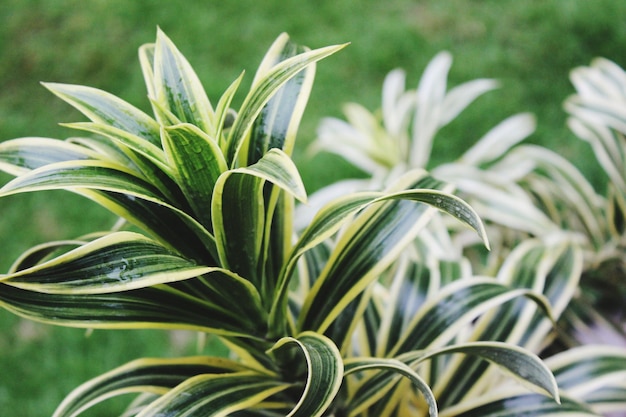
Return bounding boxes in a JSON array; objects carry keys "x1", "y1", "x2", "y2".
[{"x1": 1, "y1": 0, "x2": 626, "y2": 414}]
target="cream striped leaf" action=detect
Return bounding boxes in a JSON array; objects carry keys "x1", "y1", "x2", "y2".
[
  {"x1": 268, "y1": 332, "x2": 343, "y2": 417},
  {"x1": 53, "y1": 356, "x2": 261, "y2": 417},
  {"x1": 225, "y1": 42, "x2": 348, "y2": 166},
  {"x1": 43, "y1": 82, "x2": 161, "y2": 146}
]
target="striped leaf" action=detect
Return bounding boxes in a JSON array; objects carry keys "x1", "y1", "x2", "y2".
[
  {"x1": 387, "y1": 278, "x2": 554, "y2": 356},
  {"x1": 0, "y1": 157, "x2": 218, "y2": 262},
  {"x1": 440, "y1": 78, "x2": 499, "y2": 126},
  {"x1": 53, "y1": 356, "x2": 259, "y2": 417},
  {"x1": 62, "y1": 132, "x2": 184, "y2": 206},
  {"x1": 567, "y1": 114, "x2": 626, "y2": 197},
  {"x1": 375, "y1": 257, "x2": 441, "y2": 356},
  {"x1": 547, "y1": 345, "x2": 626, "y2": 412},
  {"x1": 459, "y1": 113, "x2": 536, "y2": 166},
  {"x1": 268, "y1": 332, "x2": 343, "y2": 417},
  {"x1": 297, "y1": 170, "x2": 488, "y2": 334},
  {"x1": 162, "y1": 122, "x2": 228, "y2": 229},
  {"x1": 432, "y1": 240, "x2": 582, "y2": 407},
  {"x1": 81, "y1": 189, "x2": 218, "y2": 263},
  {"x1": 212, "y1": 169, "x2": 265, "y2": 287},
  {"x1": 402, "y1": 342, "x2": 560, "y2": 401},
  {"x1": 349, "y1": 341, "x2": 560, "y2": 417},
  {"x1": 0, "y1": 276, "x2": 266, "y2": 337},
  {"x1": 243, "y1": 34, "x2": 318, "y2": 303},
  {"x1": 0, "y1": 231, "x2": 209, "y2": 293},
  {"x1": 510, "y1": 145, "x2": 608, "y2": 248},
  {"x1": 343, "y1": 357, "x2": 437, "y2": 417},
  {"x1": 235, "y1": 148, "x2": 307, "y2": 203},
  {"x1": 43, "y1": 82, "x2": 161, "y2": 146},
  {"x1": 213, "y1": 149, "x2": 306, "y2": 289},
  {"x1": 439, "y1": 392, "x2": 596, "y2": 417},
  {"x1": 151, "y1": 28, "x2": 215, "y2": 134},
  {"x1": 225, "y1": 41, "x2": 348, "y2": 166},
  {"x1": 0, "y1": 137, "x2": 101, "y2": 176},
  {"x1": 247, "y1": 33, "x2": 317, "y2": 162},
  {"x1": 0, "y1": 233, "x2": 266, "y2": 335},
  {"x1": 214, "y1": 72, "x2": 244, "y2": 147},
  {"x1": 7, "y1": 239, "x2": 88, "y2": 273},
  {"x1": 61, "y1": 121, "x2": 170, "y2": 174},
  {"x1": 0, "y1": 160, "x2": 163, "y2": 201},
  {"x1": 135, "y1": 372, "x2": 288, "y2": 417}
]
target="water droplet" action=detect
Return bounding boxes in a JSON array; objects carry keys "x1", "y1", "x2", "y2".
[{"x1": 104, "y1": 258, "x2": 135, "y2": 284}]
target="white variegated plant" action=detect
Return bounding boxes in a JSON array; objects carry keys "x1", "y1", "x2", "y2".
[
  {"x1": 562, "y1": 57, "x2": 626, "y2": 347},
  {"x1": 308, "y1": 51, "x2": 626, "y2": 415},
  {"x1": 0, "y1": 30, "x2": 582, "y2": 417}
]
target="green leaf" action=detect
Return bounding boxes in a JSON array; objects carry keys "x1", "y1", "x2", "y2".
[
  {"x1": 0, "y1": 158, "x2": 219, "y2": 262},
  {"x1": 246, "y1": 33, "x2": 316, "y2": 162},
  {"x1": 214, "y1": 72, "x2": 244, "y2": 146},
  {"x1": 547, "y1": 345, "x2": 626, "y2": 410},
  {"x1": 440, "y1": 392, "x2": 596, "y2": 417},
  {"x1": 212, "y1": 149, "x2": 306, "y2": 289},
  {"x1": 402, "y1": 341, "x2": 560, "y2": 402},
  {"x1": 152, "y1": 28, "x2": 215, "y2": 134},
  {"x1": 8, "y1": 239, "x2": 87, "y2": 273},
  {"x1": 0, "y1": 276, "x2": 266, "y2": 337},
  {"x1": 297, "y1": 170, "x2": 487, "y2": 334},
  {"x1": 235, "y1": 148, "x2": 307, "y2": 203},
  {"x1": 225, "y1": 40, "x2": 348, "y2": 166},
  {"x1": 0, "y1": 160, "x2": 164, "y2": 202},
  {"x1": 138, "y1": 42, "x2": 157, "y2": 104},
  {"x1": 375, "y1": 258, "x2": 439, "y2": 356},
  {"x1": 43, "y1": 82, "x2": 161, "y2": 146},
  {"x1": 212, "y1": 170, "x2": 265, "y2": 286},
  {"x1": 61, "y1": 122, "x2": 171, "y2": 174},
  {"x1": 134, "y1": 372, "x2": 288, "y2": 417},
  {"x1": 81, "y1": 189, "x2": 218, "y2": 263},
  {"x1": 162, "y1": 123, "x2": 228, "y2": 229},
  {"x1": 343, "y1": 357, "x2": 437, "y2": 417},
  {"x1": 387, "y1": 277, "x2": 554, "y2": 356},
  {"x1": 268, "y1": 332, "x2": 343, "y2": 417},
  {"x1": 432, "y1": 240, "x2": 580, "y2": 407},
  {"x1": 53, "y1": 356, "x2": 259, "y2": 417},
  {"x1": 0, "y1": 231, "x2": 210, "y2": 293},
  {"x1": 0, "y1": 137, "x2": 101, "y2": 176}
]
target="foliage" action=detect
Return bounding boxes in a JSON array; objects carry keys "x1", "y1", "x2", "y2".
[
  {"x1": 308, "y1": 52, "x2": 626, "y2": 415},
  {"x1": 0, "y1": 29, "x2": 579, "y2": 417}
]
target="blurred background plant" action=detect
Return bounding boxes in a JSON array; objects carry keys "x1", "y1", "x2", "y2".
[
  {"x1": 2, "y1": 0, "x2": 626, "y2": 415},
  {"x1": 305, "y1": 49, "x2": 626, "y2": 415}
]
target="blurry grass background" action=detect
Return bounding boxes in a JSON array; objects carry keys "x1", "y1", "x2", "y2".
[{"x1": 1, "y1": 0, "x2": 626, "y2": 415}]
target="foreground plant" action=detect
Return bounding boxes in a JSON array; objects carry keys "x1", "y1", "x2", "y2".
[{"x1": 0, "y1": 30, "x2": 576, "y2": 416}]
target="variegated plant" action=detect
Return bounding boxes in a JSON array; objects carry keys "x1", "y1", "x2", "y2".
[
  {"x1": 307, "y1": 51, "x2": 626, "y2": 415},
  {"x1": 0, "y1": 30, "x2": 575, "y2": 416},
  {"x1": 562, "y1": 57, "x2": 626, "y2": 347}
]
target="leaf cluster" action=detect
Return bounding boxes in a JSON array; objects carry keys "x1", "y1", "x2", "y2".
[{"x1": 1, "y1": 30, "x2": 625, "y2": 416}]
